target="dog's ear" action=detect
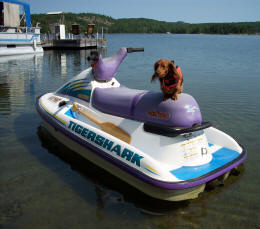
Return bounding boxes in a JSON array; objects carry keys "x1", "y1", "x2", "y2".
[
  {"x1": 168, "y1": 61, "x2": 175, "y2": 74},
  {"x1": 169, "y1": 61, "x2": 180, "y2": 78},
  {"x1": 151, "y1": 61, "x2": 159, "y2": 82},
  {"x1": 151, "y1": 73, "x2": 157, "y2": 82},
  {"x1": 154, "y1": 61, "x2": 159, "y2": 71}
]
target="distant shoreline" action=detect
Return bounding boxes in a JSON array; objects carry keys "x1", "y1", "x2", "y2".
[
  {"x1": 105, "y1": 32, "x2": 260, "y2": 35},
  {"x1": 31, "y1": 13, "x2": 260, "y2": 35}
]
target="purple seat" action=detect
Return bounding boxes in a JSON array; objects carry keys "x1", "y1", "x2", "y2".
[
  {"x1": 92, "y1": 87, "x2": 146, "y2": 119},
  {"x1": 92, "y1": 87, "x2": 202, "y2": 127}
]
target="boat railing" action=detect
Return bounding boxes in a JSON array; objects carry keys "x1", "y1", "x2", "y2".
[
  {"x1": 0, "y1": 25, "x2": 41, "y2": 44},
  {"x1": 40, "y1": 33, "x2": 106, "y2": 44},
  {"x1": 0, "y1": 25, "x2": 41, "y2": 34}
]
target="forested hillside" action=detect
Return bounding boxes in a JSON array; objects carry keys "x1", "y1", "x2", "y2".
[
  {"x1": 31, "y1": 13, "x2": 260, "y2": 35},
  {"x1": 31, "y1": 13, "x2": 115, "y2": 34}
]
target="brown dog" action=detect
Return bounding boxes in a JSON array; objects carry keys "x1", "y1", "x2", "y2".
[{"x1": 151, "y1": 59, "x2": 183, "y2": 101}]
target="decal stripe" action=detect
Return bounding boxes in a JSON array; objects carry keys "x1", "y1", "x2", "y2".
[
  {"x1": 145, "y1": 164, "x2": 159, "y2": 175},
  {"x1": 39, "y1": 100, "x2": 66, "y2": 126}
]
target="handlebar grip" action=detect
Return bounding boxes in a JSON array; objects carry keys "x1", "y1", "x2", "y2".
[{"x1": 127, "y1": 47, "x2": 144, "y2": 53}]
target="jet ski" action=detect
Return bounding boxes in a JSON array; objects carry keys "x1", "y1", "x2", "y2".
[{"x1": 36, "y1": 47, "x2": 247, "y2": 201}]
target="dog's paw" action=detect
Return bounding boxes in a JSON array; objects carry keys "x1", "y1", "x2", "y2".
[
  {"x1": 163, "y1": 97, "x2": 169, "y2": 101},
  {"x1": 162, "y1": 94, "x2": 170, "y2": 101},
  {"x1": 171, "y1": 94, "x2": 178, "y2": 100}
]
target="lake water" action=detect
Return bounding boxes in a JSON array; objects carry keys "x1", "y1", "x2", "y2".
[{"x1": 0, "y1": 34, "x2": 260, "y2": 228}]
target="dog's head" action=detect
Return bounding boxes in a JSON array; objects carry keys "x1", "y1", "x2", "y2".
[
  {"x1": 154, "y1": 59, "x2": 175, "y2": 79},
  {"x1": 87, "y1": 51, "x2": 99, "y2": 66}
]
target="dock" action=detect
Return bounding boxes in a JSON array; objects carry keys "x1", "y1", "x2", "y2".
[
  {"x1": 42, "y1": 37, "x2": 106, "y2": 50},
  {"x1": 42, "y1": 12, "x2": 107, "y2": 50}
]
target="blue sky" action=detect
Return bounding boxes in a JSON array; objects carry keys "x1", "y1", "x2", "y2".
[{"x1": 25, "y1": 0, "x2": 260, "y2": 23}]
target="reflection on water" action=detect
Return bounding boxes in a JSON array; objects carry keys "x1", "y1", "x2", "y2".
[
  {"x1": 61, "y1": 53, "x2": 67, "y2": 77},
  {"x1": 0, "y1": 54, "x2": 43, "y2": 116},
  {"x1": 0, "y1": 83, "x2": 10, "y2": 116},
  {"x1": 42, "y1": 48, "x2": 107, "y2": 80}
]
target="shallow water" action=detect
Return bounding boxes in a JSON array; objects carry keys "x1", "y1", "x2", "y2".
[{"x1": 0, "y1": 34, "x2": 260, "y2": 228}]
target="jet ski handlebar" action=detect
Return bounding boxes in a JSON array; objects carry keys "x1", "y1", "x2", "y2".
[
  {"x1": 93, "y1": 47, "x2": 144, "y2": 81},
  {"x1": 127, "y1": 47, "x2": 144, "y2": 53}
]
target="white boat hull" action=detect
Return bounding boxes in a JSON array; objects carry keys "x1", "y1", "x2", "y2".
[
  {"x1": 36, "y1": 91, "x2": 246, "y2": 201},
  {"x1": 0, "y1": 45, "x2": 43, "y2": 56}
]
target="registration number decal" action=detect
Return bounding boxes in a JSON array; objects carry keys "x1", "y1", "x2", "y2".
[{"x1": 181, "y1": 137, "x2": 206, "y2": 161}]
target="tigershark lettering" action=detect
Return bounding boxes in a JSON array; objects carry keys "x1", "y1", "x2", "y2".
[
  {"x1": 75, "y1": 124, "x2": 83, "y2": 134},
  {"x1": 111, "y1": 144, "x2": 121, "y2": 156},
  {"x1": 121, "y1": 148, "x2": 134, "y2": 161},
  {"x1": 131, "y1": 154, "x2": 144, "y2": 167},
  {"x1": 87, "y1": 131, "x2": 96, "y2": 141},
  {"x1": 81, "y1": 128, "x2": 88, "y2": 137},
  {"x1": 68, "y1": 120, "x2": 77, "y2": 131},
  {"x1": 95, "y1": 135, "x2": 105, "y2": 146},
  {"x1": 67, "y1": 121, "x2": 143, "y2": 167},
  {"x1": 103, "y1": 139, "x2": 114, "y2": 150}
]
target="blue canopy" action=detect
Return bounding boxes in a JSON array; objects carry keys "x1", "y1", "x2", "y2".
[{"x1": 0, "y1": 0, "x2": 32, "y2": 27}]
